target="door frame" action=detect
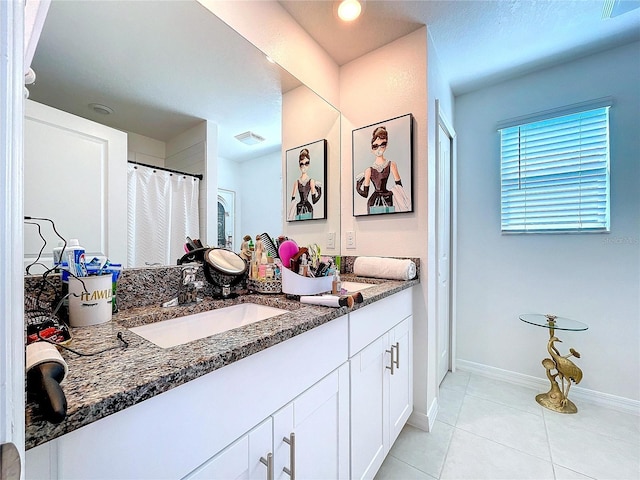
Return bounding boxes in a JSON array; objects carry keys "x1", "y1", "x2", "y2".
[
  {"x1": 1, "y1": 0, "x2": 26, "y2": 469},
  {"x1": 434, "y1": 99, "x2": 457, "y2": 378}
]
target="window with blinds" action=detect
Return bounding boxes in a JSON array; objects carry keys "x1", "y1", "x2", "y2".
[{"x1": 500, "y1": 106, "x2": 611, "y2": 233}]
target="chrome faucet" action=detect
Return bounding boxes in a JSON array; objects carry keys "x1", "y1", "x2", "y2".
[{"x1": 162, "y1": 264, "x2": 203, "y2": 307}]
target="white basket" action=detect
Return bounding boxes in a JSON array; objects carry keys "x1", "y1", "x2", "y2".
[{"x1": 281, "y1": 267, "x2": 333, "y2": 295}]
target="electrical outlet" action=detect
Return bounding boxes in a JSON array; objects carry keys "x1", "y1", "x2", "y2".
[
  {"x1": 346, "y1": 231, "x2": 356, "y2": 249},
  {"x1": 327, "y1": 232, "x2": 335, "y2": 249}
]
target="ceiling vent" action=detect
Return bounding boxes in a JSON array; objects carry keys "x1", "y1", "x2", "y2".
[{"x1": 234, "y1": 131, "x2": 266, "y2": 145}]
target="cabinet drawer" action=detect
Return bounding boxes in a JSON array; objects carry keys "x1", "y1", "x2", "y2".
[{"x1": 349, "y1": 288, "x2": 412, "y2": 356}]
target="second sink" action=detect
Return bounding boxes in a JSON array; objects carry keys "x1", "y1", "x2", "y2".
[
  {"x1": 129, "y1": 303, "x2": 289, "y2": 348},
  {"x1": 341, "y1": 281, "x2": 375, "y2": 293}
]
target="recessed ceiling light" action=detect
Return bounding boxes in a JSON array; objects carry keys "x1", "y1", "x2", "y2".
[
  {"x1": 234, "y1": 131, "x2": 266, "y2": 145},
  {"x1": 337, "y1": 0, "x2": 362, "y2": 22},
  {"x1": 88, "y1": 103, "x2": 114, "y2": 115}
]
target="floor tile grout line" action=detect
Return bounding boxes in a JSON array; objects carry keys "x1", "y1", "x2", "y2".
[
  {"x1": 434, "y1": 418, "x2": 457, "y2": 479},
  {"x1": 541, "y1": 402, "x2": 558, "y2": 480},
  {"x1": 387, "y1": 452, "x2": 439, "y2": 480},
  {"x1": 452, "y1": 420, "x2": 555, "y2": 464}
]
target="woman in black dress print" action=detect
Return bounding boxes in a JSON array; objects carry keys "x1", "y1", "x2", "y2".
[
  {"x1": 356, "y1": 126, "x2": 410, "y2": 214},
  {"x1": 288, "y1": 148, "x2": 322, "y2": 220}
]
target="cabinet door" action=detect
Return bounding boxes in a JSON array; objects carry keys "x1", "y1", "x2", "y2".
[
  {"x1": 273, "y1": 365, "x2": 349, "y2": 480},
  {"x1": 184, "y1": 418, "x2": 272, "y2": 480},
  {"x1": 388, "y1": 316, "x2": 413, "y2": 446},
  {"x1": 349, "y1": 335, "x2": 389, "y2": 480}
]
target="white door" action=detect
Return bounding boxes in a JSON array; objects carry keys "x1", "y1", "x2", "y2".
[
  {"x1": 218, "y1": 189, "x2": 236, "y2": 250},
  {"x1": 436, "y1": 121, "x2": 454, "y2": 385},
  {"x1": 24, "y1": 101, "x2": 127, "y2": 271}
]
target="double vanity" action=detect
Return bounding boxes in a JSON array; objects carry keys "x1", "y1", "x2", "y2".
[{"x1": 25, "y1": 268, "x2": 418, "y2": 480}]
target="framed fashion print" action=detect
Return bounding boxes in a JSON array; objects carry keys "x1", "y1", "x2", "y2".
[
  {"x1": 286, "y1": 139, "x2": 327, "y2": 221},
  {"x1": 352, "y1": 113, "x2": 414, "y2": 217}
]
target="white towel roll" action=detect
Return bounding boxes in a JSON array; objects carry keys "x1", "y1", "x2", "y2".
[{"x1": 353, "y1": 257, "x2": 416, "y2": 281}]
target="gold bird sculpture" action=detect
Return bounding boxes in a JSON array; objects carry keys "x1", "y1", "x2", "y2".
[{"x1": 547, "y1": 336, "x2": 583, "y2": 406}]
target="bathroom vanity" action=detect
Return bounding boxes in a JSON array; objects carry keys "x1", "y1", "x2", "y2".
[{"x1": 25, "y1": 278, "x2": 416, "y2": 480}]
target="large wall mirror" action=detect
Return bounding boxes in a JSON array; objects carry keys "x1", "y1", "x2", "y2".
[{"x1": 24, "y1": 0, "x2": 340, "y2": 271}]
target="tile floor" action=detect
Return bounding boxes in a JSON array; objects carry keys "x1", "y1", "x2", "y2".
[{"x1": 375, "y1": 370, "x2": 640, "y2": 480}]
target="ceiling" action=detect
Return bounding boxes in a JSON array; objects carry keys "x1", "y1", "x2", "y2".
[
  {"x1": 29, "y1": 0, "x2": 300, "y2": 162},
  {"x1": 29, "y1": 1, "x2": 640, "y2": 163},
  {"x1": 280, "y1": 0, "x2": 640, "y2": 94}
]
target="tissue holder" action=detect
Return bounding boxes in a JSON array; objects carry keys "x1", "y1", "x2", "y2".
[{"x1": 281, "y1": 267, "x2": 333, "y2": 295}]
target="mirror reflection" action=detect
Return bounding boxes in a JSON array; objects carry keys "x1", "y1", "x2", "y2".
[{"x1": 25, "y1": 0, "x2": 340, "y2": 271}]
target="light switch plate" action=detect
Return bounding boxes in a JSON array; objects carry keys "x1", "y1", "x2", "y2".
[
  {"x1": 346, "y1": 231, "x2": 356, "y2": 249},
  {"x1": 327, "y1": 232, "x2": 335, "y2": 249}
]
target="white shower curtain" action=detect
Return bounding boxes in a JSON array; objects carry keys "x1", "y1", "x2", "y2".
[{"x1": 127, "y1": 164, "x2": 200, "y2": 267}]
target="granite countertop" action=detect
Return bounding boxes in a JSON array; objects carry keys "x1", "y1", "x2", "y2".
[{"x1": 25, "y1": 275, "x2": 418, "y2": 449}]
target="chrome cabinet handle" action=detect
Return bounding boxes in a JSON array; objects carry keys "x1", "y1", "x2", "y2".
[
  {"x1": 283, "y1": 432, "x2": 296, "y2": 479},
  {"x1": 386, "y1": 347, "x2": 395, "y2": 375},
  {"x1": 393, "y1": 342, "x2": 400, "y2": 369},
  {"x1": 386, "y1": 342, "x2": 400, "y2": 375},
  {"x1": 260, "y1": 453, "x2": 274, "y2": 480}
]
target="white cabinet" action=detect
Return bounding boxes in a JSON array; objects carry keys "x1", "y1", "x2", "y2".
[
  {"x1": 25, "y1": 288, "x2": 414, "y2": 480},
  {"x1": 349, "y1": 289, "x2": 413, "y2": 480},
  {"x1": 26, "y1": 316, "x2": 348, "y2": 480},
  {"x1": 186, "y1": 364, "x2": 350, "y2": 480}
]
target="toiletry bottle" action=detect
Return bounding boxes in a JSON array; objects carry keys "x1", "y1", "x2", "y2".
[
  {"x1": 258, "y1": 253, "x2": 267, "y2": 280},
  {"x1": 332, "y1": 256, "x2": 342, "y2": 294},
  {"x1": 66, "y1": 239, "x2": 86, "y2": 277},
  {"x1": 251, "y1": 250, "x2": 258, "y2": 279},
  {"x1": 274, "y1": 262, "x2": 281, "y2": 280}
]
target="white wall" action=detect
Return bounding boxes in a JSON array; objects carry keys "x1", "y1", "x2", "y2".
[
  {"x1": 127, "y1": 132, "x2": 165, "y2": 166},
  {"x1": 455, "y1": 41, "x2": 640, "y2": 401},
  {"x1": 340, "y1": 28, "x2": 434, "y2": 426},
  {"x1": 282, "y1": 84, "x2": 341, "y2": 254},
  {"x1": 238, "y1": 151, "x2": 283, "y2": 239}
]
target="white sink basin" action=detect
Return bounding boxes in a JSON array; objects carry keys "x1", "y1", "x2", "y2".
[
  {"x1": 341, "y1": 281, "x2": 375, "y2": 293},
  {"x1": 130, "y1": 303, "x2": 288, "y2": 348}
]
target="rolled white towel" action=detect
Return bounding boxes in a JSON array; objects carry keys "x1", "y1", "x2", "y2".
[{"x1": 353, "y1": 257, "x2": 417, "y2": 281}]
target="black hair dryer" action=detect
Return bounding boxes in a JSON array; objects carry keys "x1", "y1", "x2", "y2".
[{"x1": 26, "y1": 342, "x2": 68, "y2": 424}]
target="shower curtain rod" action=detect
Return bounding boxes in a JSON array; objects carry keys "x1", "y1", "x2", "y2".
[{"x1": 128, "y1": 161, "x2": 203, "y2": 180}]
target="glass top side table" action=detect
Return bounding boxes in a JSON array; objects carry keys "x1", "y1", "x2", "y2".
[{"x1": 519, "y1": 313, "x2": 589, "y2": 414}]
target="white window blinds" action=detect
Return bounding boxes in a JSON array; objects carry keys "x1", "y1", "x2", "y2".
[{"x1": 500, "y1": 106, "x2": 611, "y2": 233}]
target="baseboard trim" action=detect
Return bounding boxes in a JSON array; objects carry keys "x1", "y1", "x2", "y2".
[
  {"x1": 456, "y1": 359, "x2": 639, "y2": 416},
  {"x1": 407, "y1": 402, "x2": 435, "y2": 432}
]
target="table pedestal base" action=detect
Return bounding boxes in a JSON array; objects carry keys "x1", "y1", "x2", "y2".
[{"x1": 536, "y1": 392, "x2": 577, "y2": 414}]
